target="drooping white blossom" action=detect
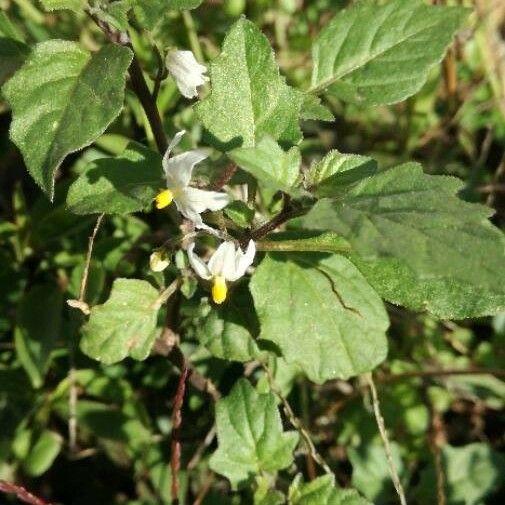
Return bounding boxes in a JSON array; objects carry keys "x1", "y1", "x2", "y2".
[
  {"x1": 187, "y1": 240, "x2": 256, "y2": 304},
  {"x1": 166, "y1": 49, "x2": 209, "y2": 99},
  {"x1": 155, "y1": 131, "x2": 229, "y2": 229}
]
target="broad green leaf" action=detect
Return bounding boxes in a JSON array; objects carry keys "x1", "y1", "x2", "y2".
[
  {"x1": 210, "y1": 379, "x2": 299, "y2": 488},
  {"x1": 67, "y1": 142, "x2": 163, "y2": 215},
  {"x1": 80, "y1": 279, "x2": 160, "y2": 364},
  {"x1": 415, "y1": 443, "x2": 505, "y2": 505},
  {"x1": 196, "y1": 286, "x2": 260, "y2": 362},
  {"x1": 310, "y1": 0, "x2": 468, "y2": 105},
  {"x1": 23, "y1": 430, "x2": 63, "y2": 477},
  {"x1": 305, "y1": 151, "x2": 377, "y2": 197},
  {"x1": 304, "y1": 162, "x2": 505, "y2": 319},
  {"x1": 255, "y1": 486, "x2": 284, "y2": 505},
  {"x1": 0, "y1": 37, "x2": 29, "y2": 86},
  {"x1": 14, "y1": 284, "x2": 63, "y2": 388},
  {"x1": 98, "y1": 0, "x2": 132, "y2": 31},
  {"x1": 40, "y1": 0, "x2": 85, "y2": 12},
  {"x1": 288, "y1": 474, "x2": 371, "y2": 505},
  {"x1": 230, "y1": 136, "x2": 301, "y2": 194},
  {"x1": 348, "y1": 442, "x2": 404, "y2": 502},
  {"x1": 196, "y1": 18, "x2": 303, "y2": 151},
  {"x1": 250, "y1": 254, "x2": 389, "y2": 383},
  {"x1": 3, "y1": 41, "x2": 133, "y2": 199}
]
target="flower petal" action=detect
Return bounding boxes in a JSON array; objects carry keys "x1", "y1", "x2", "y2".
[
  {"x1": 166, "y1": 50, "x2": 208, "y2": 99},
  {"x1": 165, "y1": 150, "x2": 209, "y2": 188},
  {"x1": 179, "y1": 187, "x2": 229, "y2": 214},
  {"x1": 229, "y1": 240, "x2": 256, "y2": 281},
  {"x1": 208, "y1": 241, "x2": 236, "y2": 278},
  {"x1": 162, "y1": 130, "x2": 186, "y2": 174},
  {"x1": 187, "y1": 242, "x2": 212, "y2": 280}
]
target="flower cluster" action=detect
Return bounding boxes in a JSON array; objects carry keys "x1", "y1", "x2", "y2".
[{"x1": 155, "y1": 50, "x2": 255, "y2": 304}]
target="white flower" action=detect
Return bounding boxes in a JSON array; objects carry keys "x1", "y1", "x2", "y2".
[
  {"x1": 166, "y1": 49, "x2": 208, "y2": 99},
  {"x1": 155, "y1": 131, "x2": 229, "y2": 229},
  {"x1": 187, "y1": 240, "x2": 256, "y2": 304}
]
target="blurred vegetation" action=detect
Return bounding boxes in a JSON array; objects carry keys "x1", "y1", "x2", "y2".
[{"x1": 0, "y1": 0, "x2": 504, "y2": 504}]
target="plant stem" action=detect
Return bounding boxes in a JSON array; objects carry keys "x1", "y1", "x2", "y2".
[
  {"x1": 182, "y1": 10, "x2": 204, "y2": 63},
  {"x1": 171, "y1": 365, "x2": 190, "y2": 505},
  {"x1": 365, "y1": 373, "x2": 407, "y2": 505},
  {"x1": 85, "y1": 10, "x2": 168, "y2": 153},
  {"x1": 0, "y1": 480, "x2": 51, "y2": 505}
]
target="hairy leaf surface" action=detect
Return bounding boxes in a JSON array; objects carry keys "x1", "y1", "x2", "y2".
[
  {"x1": 250, "y1": 254, "x2": 389, "y2": 383},
  {"x1": 210, "y1": 379, "x2": 299, "y2": 488},
  {"x1": 310, "y1": 0, "x2": 468, "y2": 105},
  {"x1": 3, "y1": 41, "x2": 132, "y2": 199}
]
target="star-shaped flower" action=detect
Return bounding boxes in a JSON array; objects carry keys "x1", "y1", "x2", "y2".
[
  {"x1": 155, "y1": 131, "x2": 229, "y2": 229},
  {"x1": 187, "y1": 240, "x2": 256, "y2": 304}
]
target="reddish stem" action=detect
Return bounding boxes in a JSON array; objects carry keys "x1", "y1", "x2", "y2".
[
  {"x1": 0, "y1": 480, "x2": 52, "y2": 505},
  {"x1": 171, "y1": 365, "x2": 191, "y2": 504}
]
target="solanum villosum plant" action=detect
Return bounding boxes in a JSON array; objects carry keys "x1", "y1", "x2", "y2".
[{"x1": 2, "y1": 0, "x2": 505, "y2": 504}]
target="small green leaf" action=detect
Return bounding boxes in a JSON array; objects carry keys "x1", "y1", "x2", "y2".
[
  {"x1": 303, "y1": 162, "x2": 505, "y2": 319},
  {"x1": 288, "y1": 474, "x2": 371, "y2": 505},
  {"x1": 255, "y1": 486, "x2": 285, "y2": 505},
  {"x1": 305, "y1": 151, "x2": 377, "y2": 197},
  {"x1": 197, "y1": 286, "x2": 260, "y2": 362},
  {"x1": 67, "y1": 142, "x2": 163, "y2": 215},
  {"x1": 210, "y1": 379, "x2": 299, "y2": 488},
  {"x1": 224, "y1": 200, "x2": 255, "y2": 227},
  {"x1": 310, "y1": 0, "x2": 469, "y2": 105},
  {"x1": 348, "y1": 442, "x2": 405, "y2": 502},
  {"x1": 415, "y1": 443, "x2": 505, "y2": 505},
  {"x1": 133, "y1": 0, "x2": 202, "y2": 30},
  {"x1": 196, "y1": 18, "x2": 303, "y2": 150},
  {"x1": 0, "y1": 37, "x2": 29, "y2": 86},
  {"x1": 15, "y1": 284, "x2": 63, "y2": 388},
  {"x1": 230, "y1": 136, "x2": 302, "y2": 194},
  {"x1": 250, "y1": 254, "x2": 389, "y2": 383},
  {"x1": 80, "y1": 279, "x2": 160, "y2": 364},
  {"x1": 40, "y1": 0, "x2": 86, "y2": 12},
  {"x1": 3, "y1": 41, "x2": 133, "y2": 199},
  {"x1": 23, "y1": 430, "x2": 63, "y2": 477}
]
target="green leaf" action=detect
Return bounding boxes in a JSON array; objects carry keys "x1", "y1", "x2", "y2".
[
  {"x1": 80, "y1": 279, "x2": 160, "y2": 364},
  {"x1": 305, "y1": 151, "x2": 377, "y2": 197},
  {"x1": 0, "y1": 37, "x2": 29, "y2": 87},
  {"x1": 23, "y1": 430, "x2": 63, "y2": 477},
  {"x1": 196, "y1": 18, "x2": 303, "y2": 151},
  {"x1": 348, "y1": 442, "x2": 405, "y2": 502},
  {"x1": 288, "y1": 474, "x2": 371, "y2": 505},
  {"x1": 3, "y1": 41, "x2": 133, "y2": 199},
  {"x1": 67, "y1": 142, "x2": 163, "y2": 215},
  {"x1": 250, "y1": 254, "x2": 389, "y2": 383},
  {"x1": 255, "y1": 486, "x2": 284, "y2": 505},
  {"x1": 230, "y1": 136, "x2": 302, "y2": 194},
  {"x1": 310, "y1": 0, "x2": 469, "y2": 105},
  {"x1": 40, "y1": 0, "x2": 85, "y2": 12},
  {"x1": 196, "y1": 286, "x2": 260, "y2": 362},
  {"x1": 415, "y1": 443, "x2": 505, "y2": 505},
  {"x1": 210, "y1": 379, "x2": 299, "y2": 488},
  {"x1": 303, "y1": 162, "x2": 505, "y2": 319},
  {"x1": 14, "y1": 284, "x2": 63, "y2": 388}
]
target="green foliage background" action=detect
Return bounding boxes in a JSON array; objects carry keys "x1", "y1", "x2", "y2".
[{"x1": 0, "y1": 0, "x2": 504, "y2": 504}]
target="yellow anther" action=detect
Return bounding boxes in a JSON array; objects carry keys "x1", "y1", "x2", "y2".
[
  {"x1": 212, "y1": 276, "x2": 227, "y2": 304},
  {"x1": 155, "y1": 189, "x2": 174, "y2": 209}
]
